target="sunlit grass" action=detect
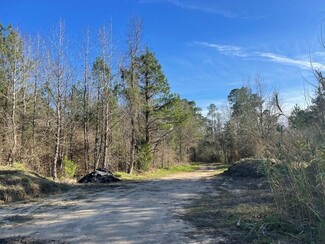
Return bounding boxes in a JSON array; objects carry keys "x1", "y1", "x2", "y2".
[
  {"x1": 213, "y1": 166, "x2": 228, "y2": 175},
  {"x1": 115, "y1": 163, "x2": 228, "y2": 181},
  {"x1": 115, "y1": 163, "x2": 202, "y2": 181}
]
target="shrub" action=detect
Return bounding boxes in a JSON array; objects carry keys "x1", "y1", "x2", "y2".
[
  {"x1": 136, "y1": 143, "x2": 153, "y2": 171},
  {"x1": 62, "y1": 156, "x2": 77, "y2": 179}
]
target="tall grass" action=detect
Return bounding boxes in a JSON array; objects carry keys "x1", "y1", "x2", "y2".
[{"x1": 265, "y1": 154, "x2": 325, "y2": 242}]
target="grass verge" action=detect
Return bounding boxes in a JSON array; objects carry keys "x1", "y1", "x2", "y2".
[
  {"x1": 115, "y1": 163, "x2": 202, "y2": 181},
  {"x1": 0, "y1": 167, "x2": 69, "y2": 204}
]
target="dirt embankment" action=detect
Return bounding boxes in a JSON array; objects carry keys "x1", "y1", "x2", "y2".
[{"x1": 0, "y1": 169, "x2": 68, "y2": 204}]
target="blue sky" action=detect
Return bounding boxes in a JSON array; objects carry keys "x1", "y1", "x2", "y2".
[{"x1": 1, "y1": 0, "x2": 325, "y2": 114}]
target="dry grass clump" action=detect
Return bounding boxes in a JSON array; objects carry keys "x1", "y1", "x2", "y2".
[
  {"x1": 266, "y1": 156, "x2": 325, "y2": 243},
  {"x1": 0, "y1": 167, "x2": 68, "y2": 203}
]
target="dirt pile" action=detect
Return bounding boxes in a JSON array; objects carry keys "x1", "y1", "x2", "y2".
[
  {"x1": 223, "y1": 159, "x2": 266, "y2": 178},
  {"x1": 78, "y1": 168, "x2": 121, "y2": 183}
]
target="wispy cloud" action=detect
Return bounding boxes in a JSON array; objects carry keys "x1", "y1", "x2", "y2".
[
  {"x1": 167, "y1": 0, "x2": 237, "y2": 18},
  {"x1": 139, "y1": 0, "x2": 269, "y2": 19},
  {"x1": 192, "y1": 41, "x2": 324, "y2": 70},
  {"x1": 139, "y1": 0, "x2": 238, "y2": 18},
  {"x1": 257, "y1": 52, "x2": 323, "y2": 70},
  {"x1": 192, "y1": 41, "x2": 248, "y2": 57}
]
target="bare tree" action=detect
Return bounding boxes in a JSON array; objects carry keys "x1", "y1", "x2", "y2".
[
  {"x1": 30, "y1": 35, "x2": 43, "y2": 171},
  {"x1": 47, "y1": 20, "x2": 71, "y2": 180},
  {"x1": 100, "y1": 23, "x2": 113, "y2": 169},
  {"x1": 93, "y1": 23, "x2": 115, "y2": 170},
  {"x1": 82, "y1": 27, "x2": 91, "y2": 173},
  {"x1": 4, "y1": 28, "x2": 26, "y2": 164},
  {"x1": 120, "y1": 17, "x2": 142, "y2": 174}
]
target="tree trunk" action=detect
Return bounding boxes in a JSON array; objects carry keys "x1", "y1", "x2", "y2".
[
  {"x1": 9, "y1": 60, "x2": 18, "y2": 164},
  {"x1": 82, "y1": 27, "x2": 90, "y2": 173},
  {"x1": 128, "y1": 122, "x2": 136, "y2": 174},
  {"x1": 52, "y1": 101, "x2": 61, "y2": 180}
]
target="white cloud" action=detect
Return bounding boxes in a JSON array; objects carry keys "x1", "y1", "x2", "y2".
[
  {"x1": 257, "y1": 52, "x2": 323, "y2": 70},
  {"x1": 139, "y1": 0, "x2": 269, "y2": 19},
  {"x1": 192, "y1": 41, "x2": 248, "y2": 57},
  {"x1": 139, "y1": 0, "x2": 238, "y2": 18},
  {"x1": 192, "y1": 41, "x2": 324, "y2": 70},
  {"x1": 167, "y1": 0, "x2": 237, "y2": 18}
]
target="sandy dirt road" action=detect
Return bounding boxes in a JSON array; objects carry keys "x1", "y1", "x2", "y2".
[{"x1": 0, "y1": 167, "x2": 216, "y2": 244}]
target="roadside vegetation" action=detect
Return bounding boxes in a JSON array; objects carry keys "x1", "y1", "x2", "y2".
[
  {"x1": 183, "y1": 172, "x2": 289, "y2": 243},
  {"x1": 115, "y1": 163, "x2": 227, "y2": 181},
  {"x1": 115, "y1": 163, "x2": 200, "y2": 180},
  {"x1": 0, "y1": 165, "x2": 68, "y2": 204},
  {"x1": 265, "y1": 153, "x2": 325, "y2": 242},
  {"x1": 185, "y1": 158, "x2": 325, "y2": 243}
]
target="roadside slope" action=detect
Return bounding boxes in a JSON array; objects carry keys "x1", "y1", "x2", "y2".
[{"x1": 0, "y1": 169, "x2": 67, "y2": 204}]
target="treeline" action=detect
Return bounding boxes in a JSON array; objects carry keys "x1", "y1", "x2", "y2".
[
  {"x1": 0, "y1": 19, "x2": 203, "y2": 179},
  {"x1": 199, "y1": 74, "x2": 325, "y2": 166},
  {"x1": 2, "y1": 18, "x2": 325, "y2": 184},
  {"x1": 200, "y1": 67, "x2": 325, "y2": 169},
  {"x1": 197, "y1": 80, "x2": 280, "y2": 164}
]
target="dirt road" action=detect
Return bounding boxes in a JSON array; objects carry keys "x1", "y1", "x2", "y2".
[{"x1": 0, "y1": 167, "x2": 216, "y2": 244}]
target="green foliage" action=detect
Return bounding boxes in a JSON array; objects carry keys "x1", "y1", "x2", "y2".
[
  {"x1": 197, "y1": 103, "x2": 224, "y2": 163},
  {"x1": 62, "y1": 156, "x2": 77, "y2": 179},
  {"x1": 289, "y1": 105, "x2": 313, "y2": 129},
  {"x1": 228, "y1": 87, "x2": 263, "y2": 118},
  {"x1": 137, "y1": 47, "x2": 170, "y2": 98},
  {"x1": 136, "y1": 143, "x2": 153, "y2": 171},
  {"x1": 172, "y1": 99, "x2": 204, "y2": 162},
  {"x1": 12, "y1": 162, "x2": 26, "y2": 171},
  {"x1": 221, "y1": 85, "x2": 278, "y2": 163},
  {"x1": 92, "y1": 57, "x2": 111, "y2": 80}
]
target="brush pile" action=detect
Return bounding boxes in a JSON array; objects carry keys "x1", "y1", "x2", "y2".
[{"x1": 78, "y1": 168, "x2": 121, "y2": 183}]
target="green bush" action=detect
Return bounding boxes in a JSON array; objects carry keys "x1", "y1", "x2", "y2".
[
  {"x1": 136, "y1": 143, "x2": 153, "y2": 171},
  {"x1": 62, "y1": 156, "x2": 77, "y2": 179}
]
